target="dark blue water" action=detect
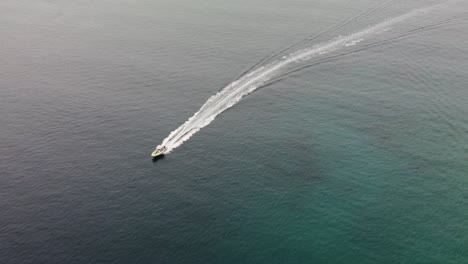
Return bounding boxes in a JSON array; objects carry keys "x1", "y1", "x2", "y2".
[{"x1": 1, "y1": 0, "x2": 468, "y2": 263}]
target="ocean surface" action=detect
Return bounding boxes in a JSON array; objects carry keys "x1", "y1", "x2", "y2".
[{"x1": 1, "y1": 0, "x2": 467, "y2": 263}]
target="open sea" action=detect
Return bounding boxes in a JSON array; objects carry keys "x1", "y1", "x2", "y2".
[{"x1": 1, "y1": 0, "x2": 467, "y2": 263}]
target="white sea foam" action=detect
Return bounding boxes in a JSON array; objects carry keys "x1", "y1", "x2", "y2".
[{"x1": 156, "y1": 5, "x2": 436, "y2": 153}]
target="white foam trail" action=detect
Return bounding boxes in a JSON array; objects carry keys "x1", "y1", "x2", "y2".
[{"x1": 157, "y1": 5, "x2": 436, "y2": 153}]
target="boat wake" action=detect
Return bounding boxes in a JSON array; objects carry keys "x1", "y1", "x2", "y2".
[{"x1": 154, "y1": 2, "x2": 459, "y2": 154}]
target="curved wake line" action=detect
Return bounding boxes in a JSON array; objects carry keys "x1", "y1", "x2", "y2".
[{"x1": 157, "y1": 5, "x2": 437, "y2": 153}]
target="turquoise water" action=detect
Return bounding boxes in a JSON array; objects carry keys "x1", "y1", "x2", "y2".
[{"x1": 1, "y1": 0, "x2": 467, "y2": 263}]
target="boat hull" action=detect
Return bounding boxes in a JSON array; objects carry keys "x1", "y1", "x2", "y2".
[{"x1": 151, "y1": 150, "x2": 164, "y2": 157}]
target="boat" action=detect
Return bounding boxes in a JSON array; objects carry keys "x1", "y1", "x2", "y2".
[{"x1": 151, "y1": 146, "x2": 167, "y2": 157}]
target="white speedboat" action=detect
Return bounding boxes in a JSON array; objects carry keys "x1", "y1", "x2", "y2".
[{"x1": 151, "y1": 145, "x2": 167, "y2": 157}]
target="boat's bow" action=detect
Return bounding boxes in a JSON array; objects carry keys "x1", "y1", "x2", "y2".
[
  {"x1": 151, "y1": 146, "x2": 167, "y2": 157},
  {"x1": 151, "y1": 150, "x2": 163, "y2": 157}
]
